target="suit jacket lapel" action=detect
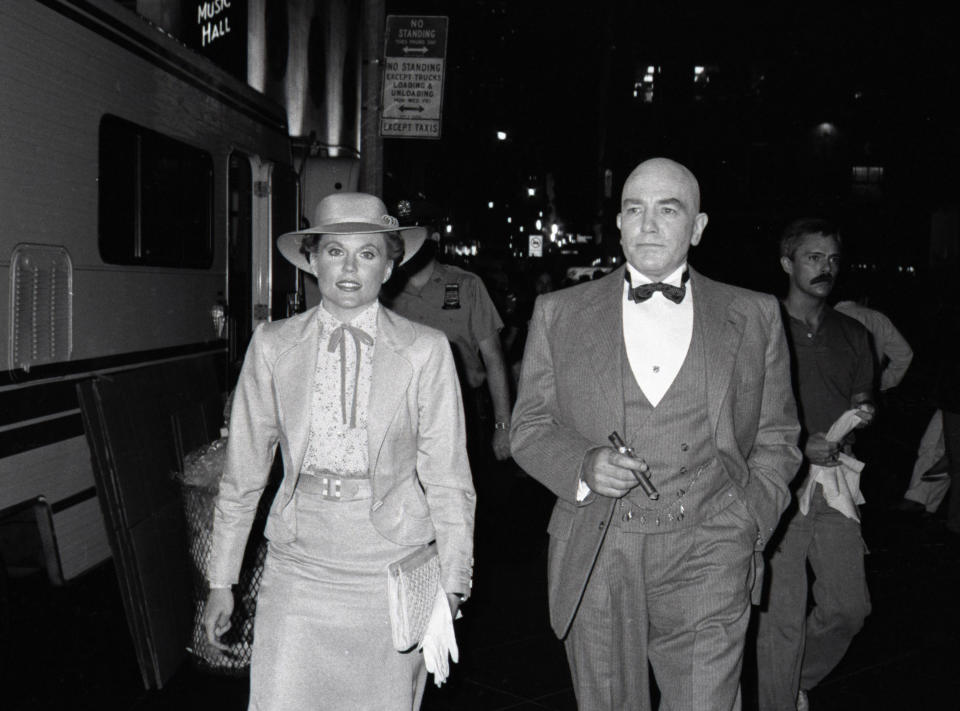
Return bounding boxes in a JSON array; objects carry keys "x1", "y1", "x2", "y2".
[
  {"x1": 275, "y1": 310, "x2": 321, "y2": 477},
  {"x1": 691, "y1": 269, "x2": 745, "y2": 432},
  {"x1": 368, "y1": 308, "x2": 414, "y2": 471},
  {"x1": 581, "y1": 268, "x2": 625, "y2": 431}
]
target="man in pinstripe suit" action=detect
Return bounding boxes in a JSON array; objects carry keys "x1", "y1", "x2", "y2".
[{"x1": 511, "y1": 158, "x2": 802, "y2": 710}]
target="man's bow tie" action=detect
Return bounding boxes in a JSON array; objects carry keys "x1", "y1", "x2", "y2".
[{"x1": 625, "y1": 269, "x2": 689, "y2": 304}]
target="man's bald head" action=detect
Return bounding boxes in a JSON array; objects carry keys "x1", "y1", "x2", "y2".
[
  {"x1": 622, "y1": 158, "x2": 702, "y2": 213},
  {"x1": 617, "y1": 157, "x2": 708, "y2": 281}
]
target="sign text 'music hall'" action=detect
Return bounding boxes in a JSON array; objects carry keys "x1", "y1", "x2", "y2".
[{"x1": 197, "y1": 0, "x2": 231, "y2": 47}]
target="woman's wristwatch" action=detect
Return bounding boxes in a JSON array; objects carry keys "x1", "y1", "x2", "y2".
[{"x1": 493, "y1": 421, "x2": 509, "y2": 431}]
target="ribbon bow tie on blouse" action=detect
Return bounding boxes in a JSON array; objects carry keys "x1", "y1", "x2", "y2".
[
  {"x1": 625, "y1": 269, "x2": 690, "y2": 304},
  {"x1": 327, "y1": 323, "x2": 374, "y2": 428}
]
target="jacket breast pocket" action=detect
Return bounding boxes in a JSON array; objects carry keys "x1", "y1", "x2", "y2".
[{"x1": 546, "y1": 501, "x2": 575, "y2": 541}]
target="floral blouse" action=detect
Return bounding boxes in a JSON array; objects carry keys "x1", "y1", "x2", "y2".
[{"x1": 301, "y1": 302, "x2": 379, "y2": 477}]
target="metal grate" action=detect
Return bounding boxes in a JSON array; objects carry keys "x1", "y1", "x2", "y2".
[{"x1": 9, "y1": 244, "x2": 73, "y2": 372}]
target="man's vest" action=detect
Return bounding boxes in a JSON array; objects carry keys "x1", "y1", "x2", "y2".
[{"x1": 618, "y1": 315, "x2": 733, "y2": 530}]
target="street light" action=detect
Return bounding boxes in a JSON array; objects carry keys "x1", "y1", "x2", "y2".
[{"x1": 815, "y1": 122, "x2": 837, "y2": 137}]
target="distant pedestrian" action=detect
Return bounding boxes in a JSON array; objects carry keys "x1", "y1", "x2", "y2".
[
  {"x1": 934, "y1": 304, "x2": 960, "y2": 537},
  {"x1": 534, "y1": 270, "x2": 555, "y2": 296},
  {"x1": 381, "y1": 204, "x2": 512, "y2": 466},
  {"x1": 833, "y1": 298, "x2": 913, "y2": 392},
  {"x1": 897, "y1": 409, "x2": 950, "y2": 514},
  {"x1": 757, "y1": 218, "x2": 875, "y2": 711}
]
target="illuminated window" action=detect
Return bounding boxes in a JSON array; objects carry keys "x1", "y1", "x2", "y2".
[
  {"x1": 635, "y1": 65, "x2": 659, "y2": 104},
  {"x1": 692, "y1": 65, "x2": 719, "y2": 100},
  {"x1": 851, "y1": 166, "x2": 884, "y2": 183},
  {"x1": 851, "y1": 165, "x2": 884, "y2": 199}
]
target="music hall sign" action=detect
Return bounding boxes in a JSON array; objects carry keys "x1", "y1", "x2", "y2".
[{"x1": 183, "y1": 0, "x2": 246, "y2": 77}]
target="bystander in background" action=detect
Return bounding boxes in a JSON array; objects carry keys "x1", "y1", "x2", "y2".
[{"x1": 380, "y1": 201, "x2": 512, "y2": 468}]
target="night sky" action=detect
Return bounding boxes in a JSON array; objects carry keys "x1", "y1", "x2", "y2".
[{"x1": 382, "y1": 1, "x2": 959, "y2": 294}]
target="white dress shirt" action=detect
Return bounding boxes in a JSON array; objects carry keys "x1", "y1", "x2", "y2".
[
  {"x1": 622, "y1": 262, "x2": 694, "y2": 406},
  {"x1": 577, "y1": 263, "x2": 693, "y2": 501}
]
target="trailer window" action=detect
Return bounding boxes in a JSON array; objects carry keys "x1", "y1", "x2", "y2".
[{"x1": 98, "y1": 115, "x2": 214, "y2": 268}]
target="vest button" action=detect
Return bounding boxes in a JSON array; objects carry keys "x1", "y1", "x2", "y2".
[
  {"x1": 680, "y1": 442, "x2": 689, "y2": 451},
  {"x1": 598, "y1": 521, "x2": 605, "y2": 530},
  {"x1": 680, "y1": 466, "x2": 688, "y2": 474}
]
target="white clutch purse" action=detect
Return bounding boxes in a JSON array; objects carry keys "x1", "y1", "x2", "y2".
[{"x1": 386, "y1": 542, "x2": 441, "y2": 651}]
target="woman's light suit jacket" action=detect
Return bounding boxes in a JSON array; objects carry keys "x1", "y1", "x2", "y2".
[{"x1": 208, "y1": 305, "x2": 476, "y2": 598}]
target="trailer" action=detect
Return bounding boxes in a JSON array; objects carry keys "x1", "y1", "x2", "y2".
[{"x1": 0, "y1": 0, "x2": 301, "y2": 588}]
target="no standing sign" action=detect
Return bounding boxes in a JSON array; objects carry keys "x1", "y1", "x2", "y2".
[{"x1": 380, "y1": 15, "x2": 449, "y2": 139}]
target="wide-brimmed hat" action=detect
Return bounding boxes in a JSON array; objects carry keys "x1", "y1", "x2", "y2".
[{"x1": 277, "y1": 192, "x2": 426, "y2": 272}]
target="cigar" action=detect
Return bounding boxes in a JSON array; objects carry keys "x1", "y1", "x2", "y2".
[{"x1": 608, "y1": 431, "x2": 659, "y2": 500}]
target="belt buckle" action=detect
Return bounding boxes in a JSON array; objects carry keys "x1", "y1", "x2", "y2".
[{"x1": 321, "y1": 476, "x2": 342, "y2": 501}]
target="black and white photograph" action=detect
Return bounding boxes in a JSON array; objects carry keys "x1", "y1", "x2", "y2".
[{"x1": 1, "y1": 1, "x2": 958, "y2": 709}]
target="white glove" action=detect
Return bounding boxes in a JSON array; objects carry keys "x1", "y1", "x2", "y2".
[{"x1": 419, "y1": 586, "x2": 459, "y2": 687}]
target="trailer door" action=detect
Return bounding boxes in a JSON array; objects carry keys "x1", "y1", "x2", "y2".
[
  {"x1": 271, "y1": 166, "x2": 299, "y2": 319},
  {"x1": 227, "y1": 152, "x2": 253, "y2": 380}
]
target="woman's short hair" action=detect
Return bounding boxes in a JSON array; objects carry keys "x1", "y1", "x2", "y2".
[
  {"x1": 779, "y1": 218, "x2": 842, "y2": 259},
  {"x1": 299, "y1": 231, "x2": 405, "y2": 264}
]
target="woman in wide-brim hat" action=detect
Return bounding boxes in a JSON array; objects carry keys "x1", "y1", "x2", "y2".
[{"x1": 203, "y1": 192, "x2": 475, "y2": 710}]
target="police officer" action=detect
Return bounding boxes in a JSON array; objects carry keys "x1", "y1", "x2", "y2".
[{"x1": 380, "y1": 201, "x2": 512, "y2": 466}]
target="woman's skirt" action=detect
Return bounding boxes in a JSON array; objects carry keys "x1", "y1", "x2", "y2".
[{"x1": 249, "y1": 473, "x2": 427, "y2": 711}]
